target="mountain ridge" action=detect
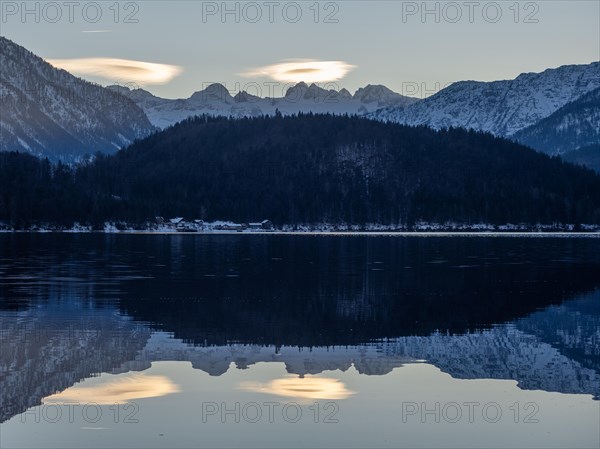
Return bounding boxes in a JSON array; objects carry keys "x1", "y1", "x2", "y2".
[
  {"x1": 108, "y1": 81, "x2": 420, "y2": 129},
  {"x1": 512, "y1": 87, "x2": 600, "y2": 155},
  {"x1": 369, "y1": 61, "x2": 600, "y2": 137},
  {"x1": 0, "y1": 37, "x2": 155, "y2": 162},
  {"x1": 2, "y1": 37, "x2": 598, "y2": 168}
]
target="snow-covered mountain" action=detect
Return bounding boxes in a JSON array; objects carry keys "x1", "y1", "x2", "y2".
[
  {"x1": 0, "y1": 37, "x2": 155, "y2": 162},
  {"x1": 512, "y1": 87, "x2": 600, "y2": 155},
  {"x1": 108, "y1": 82, "x2": 419, "y2": 129},
  {"x1": 370, "y1": 62, "x2": 600, "y2": 137},
  {"x1": 3, "y1": 35, "x2": 596, "y2": 165}
]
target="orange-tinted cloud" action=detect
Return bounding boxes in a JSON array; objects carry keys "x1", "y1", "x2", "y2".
[
  {"x1": 239, "y1": 375, "x2": 355, "y2": 402},
  {"x1": 241, "y1": 60, "x2": 356, "y2": 83},
  {"x1": 47, "y1": 57, "x2": 183, "y2": 85}
]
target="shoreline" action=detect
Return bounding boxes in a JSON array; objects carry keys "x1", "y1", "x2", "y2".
[
  {"x1": 1, "y1": 229, "x2": 600, "y2": 237},
  {"x1": 2, "y1": 221, "x2": 600, "y2": 236}
]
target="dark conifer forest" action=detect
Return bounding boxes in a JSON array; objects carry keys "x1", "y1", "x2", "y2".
[{"x1": 2, "y1": 114, "x2": 600, "y2": 228}]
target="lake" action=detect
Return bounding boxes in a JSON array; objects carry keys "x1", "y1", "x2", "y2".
[{"x1": 1, "y1": 233, "x2": 599, "y2": 448}]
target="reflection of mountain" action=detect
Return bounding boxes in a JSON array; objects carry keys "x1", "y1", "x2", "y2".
[
  {"x1": 516, "y1": 291, "x2": 600, "y2": 374},
  {"x1": 115, "y1": 309, "x2": 600, "y2": 400},
  {"x1": 115, "y1": 332, "x2": 416, "y2": 377},
  {"x1": 113, "y1": 291, "x2": 600, "y2": 398},
  {"x1": 1, "y1": 290, "x2": 599, "y2": 423},
  {"x1": 391, "y1": 324, "x2": 600, "y2": 398},
  {"x1": 0, "y1": 303, "x2": 151, "y2": 422},
  {"x1": 2, "y1": 235, "x2": 600, "y2": 423}
]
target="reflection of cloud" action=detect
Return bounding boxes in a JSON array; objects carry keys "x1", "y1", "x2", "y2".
[
  {"x1": 241, "y1": 60, "x2": 355, "y2": 83},
  {"x1": 47, "y1": 58, "x2": 183, "y2": 84},
  {"x1": 43, "y1": 373, "x2": 180, "y2": 405},
  {"x1": 239, "y1": 376, "x2": 354, "y2": 401}
]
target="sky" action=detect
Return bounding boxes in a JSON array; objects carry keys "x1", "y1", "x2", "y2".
[{"x1": 1, "y1": 1, "x2": 599, "y2": 99}]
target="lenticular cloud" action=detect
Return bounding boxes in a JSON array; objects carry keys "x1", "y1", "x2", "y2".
[
  {"x1": 47, "y1": 57, "x2": 183, "y2": 85},
  {"x1": 241, "y1": 60, "x2": 356, "y2": 83}
]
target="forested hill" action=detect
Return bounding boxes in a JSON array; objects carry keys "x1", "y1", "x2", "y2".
[{"x1": 2, "y1": 114, "x2": 600, "y2": 228}]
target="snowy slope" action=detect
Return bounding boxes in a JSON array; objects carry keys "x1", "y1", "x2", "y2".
[
  {"x1": 109, "y1": 82, "x2": 420, "y2": 129},
  {"x1": 512, "y1": 87, "x2": 600, "y2": 155},
  {"x1": 0, "y1": 37, "x2": 155, "y2": 161},
  {"x1": 370, "y1": 62, "x2": 600, "y2": 137}
]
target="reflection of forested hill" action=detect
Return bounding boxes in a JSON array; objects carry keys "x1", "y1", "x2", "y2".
[
  {"x1": 2, "y1": 234, "x2": 600, "y2": 346},
  {"x1": 114, "y1": 291, "x2": 600, "y2": 399},
  {"x1": 2, "y1": 235, "x2": 600, "y2": 423},
  {"x1": 2, "y1": 291, "x2": 599, "y2": 424},
  {"x1": 116, "y1": 239, "x2": 600, "y2": 346}
]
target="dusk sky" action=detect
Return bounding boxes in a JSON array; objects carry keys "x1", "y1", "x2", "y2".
[{"x1": 2, "y1": 1, "x2": 599, "y2": 98}]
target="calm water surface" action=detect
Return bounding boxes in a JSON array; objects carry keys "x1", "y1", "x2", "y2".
[{"x1": 0, "y1": 234, "x2": 599, "y2": 448}]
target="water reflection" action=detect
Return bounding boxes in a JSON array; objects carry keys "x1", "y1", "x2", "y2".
[
  {"x1": 238, "y1": 376, "x2": 355, "y2": 401},
  {"x1": 43, "y1": 373, "x2": 181, "y2": 405},
  {"x1": 0, "y1": 234, "x2": 599, "y2": 447}
]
